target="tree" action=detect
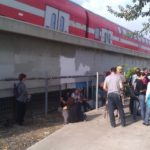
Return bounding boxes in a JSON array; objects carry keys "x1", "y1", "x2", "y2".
[{"x1": 107, "y1": 0, "x2": 150, "y2": 37}]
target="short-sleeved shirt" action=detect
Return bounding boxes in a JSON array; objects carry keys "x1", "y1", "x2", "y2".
[
  {"x1": 104, "y1": 73, "x2": 122, "y2": 95},
  {"x1": 117, "y1": 73, "x2": 126, "y2": 83}
]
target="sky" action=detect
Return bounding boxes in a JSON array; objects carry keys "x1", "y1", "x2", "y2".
[{"x1": 70, "y1": 0, "x2": 149, "y2": 34}]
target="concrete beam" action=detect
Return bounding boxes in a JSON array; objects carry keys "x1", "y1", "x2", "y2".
[{"x1": 0, "y1": 16, "x2": 149, "y2": 59}]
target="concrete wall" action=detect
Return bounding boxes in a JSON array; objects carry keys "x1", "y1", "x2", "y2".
[{"x1": 0, "y1": 16, "x2": 150, "y2": 98}]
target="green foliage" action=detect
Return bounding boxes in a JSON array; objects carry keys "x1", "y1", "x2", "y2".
[
  {"x1": 125, "y1": 67, "x2": 137, "y2": 79},
  {"x1": 107, "y1": 0, "x2": 150, "y2": 37}
]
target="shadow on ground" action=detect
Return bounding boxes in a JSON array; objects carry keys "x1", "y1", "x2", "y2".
[{"x1": 86, "y1": 113, "x2": 101, "y2": 121}]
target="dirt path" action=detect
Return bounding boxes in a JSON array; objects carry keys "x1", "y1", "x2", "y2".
[{"x1": 0, "y1": 112, "x2": 63, "y2": 150}]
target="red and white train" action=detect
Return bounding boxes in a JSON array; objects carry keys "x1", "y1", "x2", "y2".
[{"x1": 1, "y1": 0, "x2": 150, "y2": 54}]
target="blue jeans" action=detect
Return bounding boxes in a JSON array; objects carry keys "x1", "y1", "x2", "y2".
[
  {"x1": 138, "y1": 95, "x2": 145, "y2": 120},
  {"x1": 132, "y1": 98, "x2": 139, "y2": 120},
  {"x1": 144, "y1": 105, "x2": 150, "y2": 124},
  {"x1": 108, "y1": 93, "x2": 126, "y2": 127}
]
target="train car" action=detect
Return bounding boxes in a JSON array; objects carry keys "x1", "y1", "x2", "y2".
[
  {"x1": 1, "y1": 0, "x2": 150, "y2": 54},
  {"x1": 0, "y1": 0, "x2": 87, "y2": 37},
  {"x1": 86, "y1": 10, "x2": 150, "y2": 54}
]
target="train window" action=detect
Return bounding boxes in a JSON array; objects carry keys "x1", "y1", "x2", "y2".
[
  {"x1": 118, "y1": 27, "x2": 121, "y2": 34},
  {"x1": 142, "y1": 38, "x2": 145, "y2": 43},
  {"x1": 123, "y1": 29, "x2": 127, "y2": 35},
  {"x1": 134, "y1": 35, "x2": 138, "y2": 40},
  {"x1": 108, "y1": 33, "x2": 111, "y2": 44},
  {"x1": 95, "y1": 28, "x2": 100, "y2": 39},
  {"x1": 104, "y1": 32, "x2": 111, "y2": 44},
  {"x1": 104, "y1": 32, "x2": 107, "y2": 43},
  {"x1": 138, "y1": 37, "x2": 142, "y2": 42},
  {"x1": 101, "y1": 29, "x2": 112, "y2": 44},
  {"x1": 146, "y1": 39, "x2": 148, "y2": 45},
  {"x1": 50, "y1": 13, "x2": 57, "y2": 30},
  {"x1": 59, "y1": 16, "x2": 65, "y2": 32}
]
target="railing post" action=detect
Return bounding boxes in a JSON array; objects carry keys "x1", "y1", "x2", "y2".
[
  {"x1": 45, "y1": 75, "x2": 48, "y2": 116},
  {"x1": 91, "y1": 79, "x2": 93, "y2": 99},
  {"x1": 96, "y1": 72, "x2": 99, "y2": 110},
  {"x1": 86, "y1": 80, "x2": 89, "y2": 99}
]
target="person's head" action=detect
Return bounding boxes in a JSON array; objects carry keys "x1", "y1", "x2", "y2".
[
  {"x1": 116, "y1": 66, "x2": 123, "y2": 73},
  {"x1": 105, "y1": 71, "x2": 111, "y2": 77},
  {"x1": 136, "y1": 72, "x2": 141, "y2": 78},
  {"x1": 143, "y1": 68, "x2": 148, "y2": 74},
  {"x1": 141, "y1": 72, "x2": 146, "y2": 80},
  {"x1": 110, "y1": 67, "x2": 116, "y2": 73},
  {"x1": 75, "y1": 89, "x2": 80, "y2": 94},
  {"x1": 137, "y1": 72, "x2": 145, "y2": 79},
  {"x1": 135, "y1": 68, "x2": 141, "y2": 74},
  {"x1": 18, "y1": 73, "x2": 27, "y2": 81}
]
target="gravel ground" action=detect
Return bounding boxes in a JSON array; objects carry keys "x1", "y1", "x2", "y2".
[{"x1": 0, "y1": 111, "x2": 63, "y2": 150}]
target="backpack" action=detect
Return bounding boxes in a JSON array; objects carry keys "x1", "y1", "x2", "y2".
[{"x1": 13, "y1": 83, "x2": 20, "y2": 98}]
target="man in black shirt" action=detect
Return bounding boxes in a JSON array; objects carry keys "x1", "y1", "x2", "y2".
[{"x1": 135, "y1": 72, "x2": 147, "y2": 121}]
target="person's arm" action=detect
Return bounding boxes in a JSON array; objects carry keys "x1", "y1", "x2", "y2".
[
  {"x1": 60, "y1": 97, "x2": 66, "y2": 104},
  {"x1": 103, "y1": 80, "x2": 107, "y2": 92},
  {"x1": 119, "y1": 80, "x2": 123, "y2": 91}
]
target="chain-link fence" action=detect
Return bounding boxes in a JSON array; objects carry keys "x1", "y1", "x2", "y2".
[{"x1": 0, "y1": 74, "x2": 105, "y2": 125}]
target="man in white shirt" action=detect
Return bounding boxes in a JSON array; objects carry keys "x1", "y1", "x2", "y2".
[{"x1": 103, "y1": 67, "x2": 126, "y2": 127}]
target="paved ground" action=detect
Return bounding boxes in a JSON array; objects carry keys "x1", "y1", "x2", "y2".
[{"x1": 27, "y1": 108, "x2": 150, "y2": 150}]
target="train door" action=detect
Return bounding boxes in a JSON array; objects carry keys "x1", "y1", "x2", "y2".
[
  {"x1": 101, "y1": 29, "x2": 113, "y2": 44},
  {"x1": 44, "y1": 6, "x2": 70, "y2": 32},
  {"x1": 58, "y1": 11, "x2": 69, "y2": 32}
]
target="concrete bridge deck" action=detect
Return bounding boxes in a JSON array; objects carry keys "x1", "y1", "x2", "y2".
[{"x1": 27, "y1": 108, "x2": 150, "y2": 150}]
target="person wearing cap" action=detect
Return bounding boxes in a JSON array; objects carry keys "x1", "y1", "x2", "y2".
[
  {"x1": 116, "y1": 66, "x2": 126, "y2": 106},
  {"x1": 116, "y1": 66, "x2": 126, "y2": 83}
]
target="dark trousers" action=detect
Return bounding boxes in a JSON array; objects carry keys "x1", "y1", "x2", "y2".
[
  {"x1": 16, "y1": 101, "x2": 26, "y2": 125},
  {"x1": 77, "y1": 102, "x2": 85, "y2": 121},
  {"x1": 108, "y1": 93, "x2": 126, "y2": 127},
  {"x1": 130, "y1": 96, "x2": 139, "y2": 120},
  {"x1": 82, "y1": 101, "x2": 91, "y2": 112}
]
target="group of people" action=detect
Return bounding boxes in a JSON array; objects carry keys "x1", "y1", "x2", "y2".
[
  {"x1": 129, "y1": 68, "x2": 150, "y2": 125},
  {"x1": 15, "y1": 67, "x2": 150, "y2": 128},
  {"x1": 60, "y1": 89, "x2": 92, "y2": 124},
  {"x1": 103, "y1": 66, "x2": 150, "y2": 128}
]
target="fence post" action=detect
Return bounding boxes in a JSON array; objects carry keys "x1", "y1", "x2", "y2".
[
  {"x1": 91, "y1": 79, "x2": 94, "y2": 100},
  {"x1": 86, "y1": 80, "x2": 89, "y2": 99},
  {"x1": 59, "y1": 84, "x2": 62, "y2": 103},
  {"x1": 45, "y1": 76, "x2": 48, "y2": 116},
  {"x1": 96, "y1": 72, "x2": 99, "y2": 110}
]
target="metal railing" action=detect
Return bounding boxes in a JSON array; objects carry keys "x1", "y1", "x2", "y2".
[{"x1": 0, "y1": 74, "x2": 105, "y2": 124}]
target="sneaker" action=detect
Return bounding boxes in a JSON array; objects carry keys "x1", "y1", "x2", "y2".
[
  {"x1": 143, "y1": 122, "x2": 149, "y2": 126},
  {"x1": 122, "y1": 124, "x2": 126, "y2": 127},
  {"x1": 111, "y1": 125, "x2": 116, "y2": 128},
  {"x1": 133, "y1": 118, "x2": 137, "y2": 122}
]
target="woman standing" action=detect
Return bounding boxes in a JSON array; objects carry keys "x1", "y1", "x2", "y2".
[{"x1": 16, "y1": 73, "x2": 30, "y2": 125}]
